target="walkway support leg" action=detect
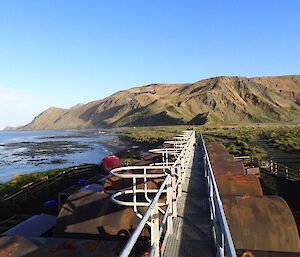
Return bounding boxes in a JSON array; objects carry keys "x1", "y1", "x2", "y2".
[
  {"x1": 151, "y1": 203, "x2": 160, "y2": 257},
  {"x1": 166, "y1": 178, "x2": 173, "y2": 235}
]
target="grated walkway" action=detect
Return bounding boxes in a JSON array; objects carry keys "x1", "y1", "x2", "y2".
[{"x1": 163, "y1": 146, "x2": 214, "y2": 257}]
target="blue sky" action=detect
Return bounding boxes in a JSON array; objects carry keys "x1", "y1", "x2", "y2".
[{"x1": 0, "y1": 0, "x2": 299, "y2": 129}]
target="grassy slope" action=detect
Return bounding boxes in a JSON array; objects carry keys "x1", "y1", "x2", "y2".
[{"x1": 120, "y1": 124, "x2": 300, "y2": 156}]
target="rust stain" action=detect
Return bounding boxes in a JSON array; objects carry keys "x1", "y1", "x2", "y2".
[
  {"x1": 82, "y1": 241, "x2": 102, "y2": 253},
  {"x1": 209, "y1": 142, "x2": 300, "y2": 253},
  {"x1": 0, "y1": 242, "x2": 19, "y2": 257},
  {"x1": 241, "y1": 251, "x2": 255, "y2": 257},
  {"x1": 48, "y1": 240, "x2": 77, "y2": 253}
]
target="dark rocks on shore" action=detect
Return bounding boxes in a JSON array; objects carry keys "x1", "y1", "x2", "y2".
[{"x1": 1, "y1": 140, "x2": 91, "y2": 158}]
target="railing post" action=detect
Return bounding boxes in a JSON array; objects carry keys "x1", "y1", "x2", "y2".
[
  {"x1": 209, "y1": 179, "x2": 217, "y2": 252},
  {"x1": 210, "y1": 181, "x2": 216, "y2": 231},
  {"x1": 133, "y1": 177, "x2": 137, "y2": 213},
  {"x1": 204, "y1": 156, "x2": 207, "y2": 177},
  {"x1": 166, "y1": 152, "x2": 169, "y2": 166},
  {"x1": 221, "y1": 232, "x2": 225, "y2": 254},
  {"x1": 171, "y1": 166, "x2": 177, "y2": 217},
  {"x1": 178, "y1": 158, "x2": 183, "y2": 197},
  {"x1": 166, "y1": 178, "x2": 173, "y2": 235},
  {"x1": 180, "y1": 155, "x2": 184, "y2": 180},
  {"x1": 216, "y1": 230, "x2": 225, "y2": 257},
  {"x1": 151, "y1": 203, "x2": 160, "y2": 257},
  {"x1": 270, "y1": 160, "x2": 273, "y2": 173}
]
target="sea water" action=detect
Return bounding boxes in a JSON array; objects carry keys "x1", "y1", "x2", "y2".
[{"x1": 0, "y1": 130, "x2": 114, "y2": 183}]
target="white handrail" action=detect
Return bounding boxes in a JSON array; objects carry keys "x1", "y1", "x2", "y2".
[
  {"x1": 119, "y1": 175, "x2": 171, "y2": 257},
  {"x1": 111, "y1": 130, "x2": 196, "y2": 257},
  {"x1": 164, "y1": 140, "x2": 187, "y2": 145},
  {"x1": 112, "y1": 131, "x2": 237, "y2": 257},
  {"x1": 200, "y1": 135, "x2": 237, "y2": 257},
  {"x1": 149, "y1": 148, "x2": 183, "y2": 153},
  {"x1": 111, "y1": 166, "x2": 171, "y2": 178}
]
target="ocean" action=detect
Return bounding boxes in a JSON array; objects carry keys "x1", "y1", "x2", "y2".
[{"x1": 0, "y1": 130, "x2": 115, "y2": 183}]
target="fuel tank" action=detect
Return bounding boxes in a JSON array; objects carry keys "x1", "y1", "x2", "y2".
[
  {"x1": 103, "y1": 163, "x2": 167, "y2": 194},
  {"x1": 206, "y1": 142, "x2": 237, "y2": 162},
  {"x1": 206, "y1": 142, "x2": 227, "y2": 151},
  {"x1": 210, "y1": 160, "x2": 246, "y2": 175},
  {"x1": 208, "y1": 152, "x2": 235, "y2": 161},
  {"x1": 222, "y1": 195, "x2": 300, "y2": 253},
  {"x1": 0, "y1": 235, "x2": 148, "y2": 257},
  {"x1": 215, "y1": 174, "x2": 263, "y2": 197},
  {"x1": 54, "y1": 187, "x2": 149, "y2": 240},
  {"x1": 103, "y1": 175, "x2": 165, "y2": 194},
  {"x1": 237, "y1": 249, "x2": 300, "y2": 257}
]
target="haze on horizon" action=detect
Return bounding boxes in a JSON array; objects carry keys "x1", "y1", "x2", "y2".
[{"x1": 0, "y1": 0, "x2": 300, "y2": 130}]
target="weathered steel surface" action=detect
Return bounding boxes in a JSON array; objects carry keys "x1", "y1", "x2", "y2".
[
  {"x1": 54, "y1": 188, "x2": 149, "y2": 239},
  {"x1": 131, "y1": 159, "x2": 154, "y2": 166},
  {"x1": 206, "y1": 142, "x2": 226, "y2": 151},
  {"x1": 206, "y1": 144, "x2": 229, "y2": 152},
  {"x1": 210, "y1": 161, "x2": 246, "y2": 175},
  {"x1": 207, "y1": 149, "x2": 231, "y2": 156},
  {"x1": 206, "y1": 142, "x2": 235, "y2": 161},
  {"x1": 207, "y1": 144, "x2": 237, "y2": 163},
  {"x1": 209, "y1": 152, "x2": 235, "y2": 161},
  {"x1": 237, "y1": 249, "x2": 300, "y2": 257},
  {"x1": 0, "y1": 235, "x2": 148, "y2": 257},
  {"x1": 206, "y1": 140, "x2": 300, "y2": 255},
  {"x1": 215, "y1": 174, "x2": 263, "y2": 197},
  {"x1": 222, "y1": 195, "x2": 300, "y2": 253},
  {"x1": 140, "y1": 153, "x2": 160, "y2": 162},
  {"x1": 103, "y1": 173, "x2": 164, "y2": 193}
]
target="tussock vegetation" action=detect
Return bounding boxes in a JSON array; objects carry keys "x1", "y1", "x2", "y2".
[
  {"x1": 262, "y1": 127, "x2": 300, "y2": 152},
  {"x1": 0, "y1": 165, "x2": 88, "y2": 197},
  {"x1": 0, "y1": 168, "x2": 64, "y2": 220},
  {"x1": 202, "y1": 126, "x2": 265, "y2": 156},
  {"x1": 120, "y1": 126, "x2": 183, "y2": 148},
  {"x1": 0, "y1": 164, "x2": 94, "y2": 220},
  {"x1": 120, "y1": 124, "x2": 300, "y2": 156},
  {"x1": 0, "y1": 169, "x2": 60, "y2": 197}
]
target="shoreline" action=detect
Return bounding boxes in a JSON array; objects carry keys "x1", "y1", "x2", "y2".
[
  {"x1": 0, "y1": 133, "x2": 148, "y2": 223},
  {"x1": 0, "y1": 130, "x2": 121, "y2": 183},
  {"x1": 0, "y1": 133, "x2": 143, "y2": 197},
  {"x1": 1, "y1": 125, "x2": 299, "y2": 184},
  {"x1": 0, "y1": 127, "x2": 299, "y2": 235}
]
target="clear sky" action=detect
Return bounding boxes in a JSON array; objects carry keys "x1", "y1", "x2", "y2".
[{"x1": 0, "y1": 0, "x2": 299, "y2": 129}]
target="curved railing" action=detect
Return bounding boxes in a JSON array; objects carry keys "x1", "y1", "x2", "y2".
[
  {"x1": 110, "y1": 130, "x2": 196, "y2": 257},
  {"x1": 110, "y1": 131, "x2": 237, "y2": 257}
]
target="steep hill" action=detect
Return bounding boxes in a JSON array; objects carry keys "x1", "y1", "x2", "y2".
[{"x1": 22, "y1": 75, "x2": 300, "y2": 130}]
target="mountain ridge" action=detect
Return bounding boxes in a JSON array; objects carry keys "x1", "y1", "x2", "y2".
[{"x1": 18, "y1": 75, "x2": 300, "y2": 130}]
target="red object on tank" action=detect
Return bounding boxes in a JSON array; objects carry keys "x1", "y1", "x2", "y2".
[{"x1": 100, "y1": 155, "x2": 122, "y2": 172}]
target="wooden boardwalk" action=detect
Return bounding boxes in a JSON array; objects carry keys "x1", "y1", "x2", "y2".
[{"x1": 163, "y1": 147, "x2": 214, "y2": 257}]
